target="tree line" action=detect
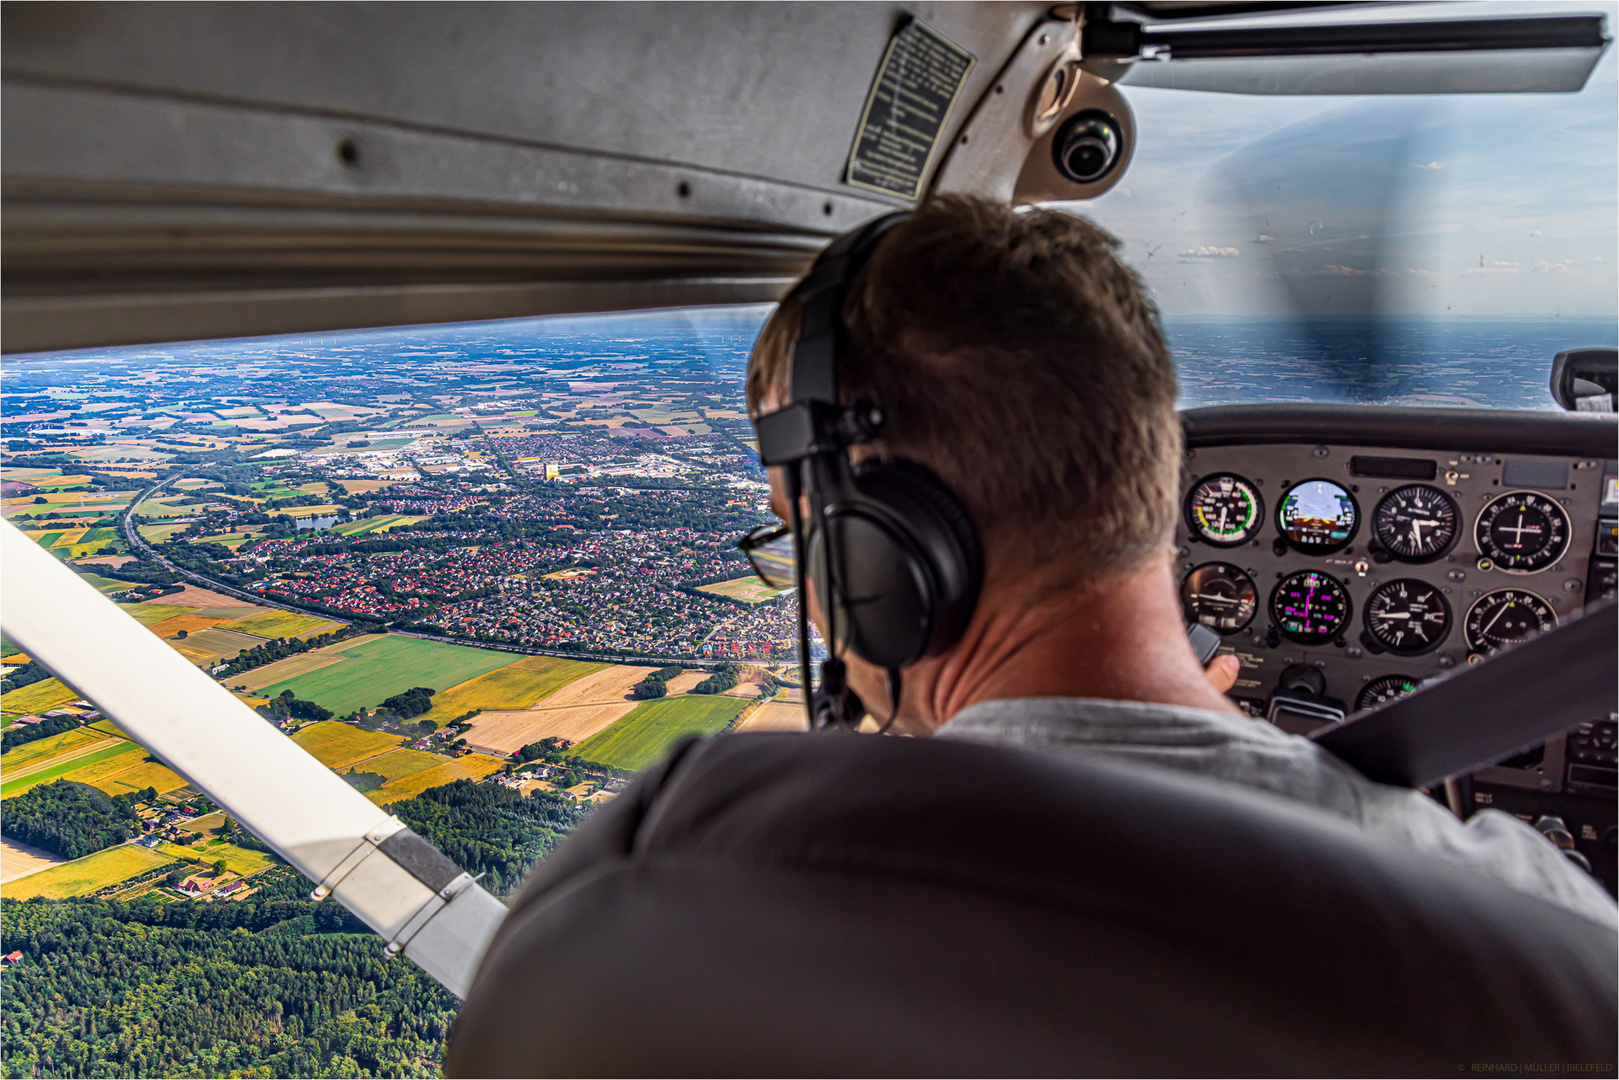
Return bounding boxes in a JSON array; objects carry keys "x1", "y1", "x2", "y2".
[{"x1": 1, "y1": 780, "x2": 156, "y2": 860}]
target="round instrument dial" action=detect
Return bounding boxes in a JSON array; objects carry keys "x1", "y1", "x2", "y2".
[
  {"x1": 1474, "y1": 491, "x2": 1570, "y2": 573},
  {"x1": 1372, "y1": 485, "x2": 1458, "y2": 562},
  {"x1": 1270, "y1": 570, "x2": 1352, "y2": 645},
  {"x1": 1363, "y1": 579, "x2": 1451, "y2": 655},
  {"x1": 1277, "y1": 479, "x2": 1358, "y2": 554},
  {"x1": 1186, "y1": 474, "x2": 1264, "y2": 547},
  {"x1": 1465, "y1": 588, "x2": 1557, "y2": 654},
  {"x1": 1356, "y1": 674, "x2": 1421, "y2": 713},
  {"x1": 1181, "y1": 562, "x2": 1258, "y2": 633}
]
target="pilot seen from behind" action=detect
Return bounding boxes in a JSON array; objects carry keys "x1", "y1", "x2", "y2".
[
  {"x1": 448, "y1": 193, "x2": 1616, "y2": 1076},
  {"x1": 746, "y1": 194, "x2": 1613, "y2": 927}
]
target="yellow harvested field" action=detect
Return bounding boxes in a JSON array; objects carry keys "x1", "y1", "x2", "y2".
[
  {"x1": 226, "y1": 610, "x2": 342, "y2": 639},
  {"x1": 1, "y1": 677, "x2": 81, "y2": 716},
  {"x1": 235, "y1": 648, "x2": 353, "y2": 690},
  {"x1": 85, "y1": 758, "x2": 189, "y2": 797},
  {"x1": 291, "y1": 721, "x2": 404, "y2": 770},
  {"x1": 147, "y1": 584, "x2": 250, "y2": 608},
  {"x1": 146, "y1": 612, "x2": 227, "y2": 637},
  {"x1": 0, "y1": 727, "x2": 107, "y2": 772},
  {"x1": 350, "y1": 748, "x2": 445, "y2": 782},
  {"x1": 420, "y1": 656, "x2": 605, "y2": 726},
  {"x1": 532, "y1": 664, "x2": 657, "y2": 708},
  {"x1": 2, "y1": 844, "x2": 173, "y2": 901},
  {"x1": 369, "y1": 754, "x2": 505, "y2": 804},
  {"x1": 733, "y1": 700, "x2": 809, "y2": 734},
  {"x1": 170, "y1": 628, "x2": 267, "y2": 666},
  {"x1": 464, "y1": 702, "x2": 637, "y2": 754},
  {"x1": 155, "y1": 841, "x2": 275, "y2": 877},
  {"x1": 1, "y1": 836, "x2": 66, "y2": 884},
  {"x1": 663, "y1": 671, "x2": 706, "y2": 694}
]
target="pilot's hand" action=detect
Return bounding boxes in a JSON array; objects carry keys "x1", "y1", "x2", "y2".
[{"x1": 1204, "y1": 654, "x2": 1241, "y2": 694}]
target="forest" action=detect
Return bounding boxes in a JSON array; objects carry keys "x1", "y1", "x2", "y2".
[
  {"x1": 386, "y1": 779, "x2": 587, "y2": 898},
  {"x1": 0, "y1": 871, "x2": 456, "y2": 1079},
  {"x1": 1, "y1": 775, "x2": 595, "y2": 1077},
  {"x1": 1, "y1": 780, "x2": 151, "y2": 860}
]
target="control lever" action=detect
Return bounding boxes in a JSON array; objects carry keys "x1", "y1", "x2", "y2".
[
  {"x1": 1186, "y1": 622, "x2": 1222, "y2": 667},
  {"x1": 1267, "y1": 664, "x2": 1347, "y2": 737}
]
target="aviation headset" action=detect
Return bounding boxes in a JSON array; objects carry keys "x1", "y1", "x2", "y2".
[{"x1": 752, "y1": 212, "x2": 983, "y2": 730}]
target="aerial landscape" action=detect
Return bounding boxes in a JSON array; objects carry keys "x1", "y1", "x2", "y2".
[{"x1": 0, "y1": 304, "x2": 1612, "y2": 1076}]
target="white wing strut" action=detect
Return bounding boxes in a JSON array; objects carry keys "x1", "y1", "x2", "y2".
[{"x1": 0, "y1": 518, "x2": 506, "y2": 997}]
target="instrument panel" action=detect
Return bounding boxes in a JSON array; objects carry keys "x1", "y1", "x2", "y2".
[
  {"x1": 1179, "y1": 444, "x2": 1611, "y2": 711},
  {"x1": 1178, "y1": 405, "x2": 1617, "y2": 894}
]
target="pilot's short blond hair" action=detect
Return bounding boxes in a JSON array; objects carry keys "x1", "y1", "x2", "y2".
[{"x1": 747, "y1": 194, "x2": 1181, "y2": 591}]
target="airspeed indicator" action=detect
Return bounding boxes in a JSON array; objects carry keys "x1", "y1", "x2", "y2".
[{"x1": 1186, "y1": 474, "x2": 1263, "y2": 547}]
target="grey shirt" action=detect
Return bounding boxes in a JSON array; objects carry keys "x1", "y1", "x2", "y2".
[{"x1": 937, "y1": 696, "x2": 1618, "y2": 929}]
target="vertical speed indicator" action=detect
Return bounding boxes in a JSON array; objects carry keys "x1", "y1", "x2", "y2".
[{"x1": 1186, "y1": 474, "x2": 1264, "y2": 547}]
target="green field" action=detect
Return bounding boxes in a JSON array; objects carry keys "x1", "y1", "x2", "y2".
[
  {"x1": 568, "y1": 695, "x2": 748, "y2": 772},
  {"x1": 262, "y1": 634, "x2": 521, "y2": 716},
  {"x1": 420, "y1": 655, "x2": 606, "y2": 726},
  {"x1": 2, "y1": 740, "x2": 143, "y2": 798},
  {"x1": 0, "y1": 677, "x2": 81, "y2": 717},
  {"x1": 329, "y1": 514, "x2": 423, "y2": 537},
  {"x1": 73, "y1": 572, "x2": 137, "y2": 593},
  {"x1": 290, "y1": 721, "x2": 404, "y2": 770},
  {"x1": 1, "y1": 844, "x2": 174, "y2": 901}
]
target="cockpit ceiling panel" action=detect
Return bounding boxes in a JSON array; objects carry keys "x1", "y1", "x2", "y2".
[{"x1": 2, "y1": 2, "x2": 1050, "y2": 351}]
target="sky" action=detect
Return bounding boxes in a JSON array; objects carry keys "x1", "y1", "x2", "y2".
[{"x1": 1068, "y1": 1, "x2": 1619, "y2": 318}]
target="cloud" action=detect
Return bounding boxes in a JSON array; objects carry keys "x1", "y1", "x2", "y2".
[
  {"x1": 1465, "y1": 261, "x2": 1524, "y2": 275},
  {"x1": 1286, "y1": 265, "x2": 1435, "y2": 279},
  {"x1": 1413, "y1": 161, "x2": 1443, "y2": 170},
  {"x1": 1177, "y1": 246, "x2": 1241, "y2": 260},
  {"x1": 1531, "y1": 259, "x2": 1575, "y2": 274},
  {"x1": 1529, "y1": 230, "x2": 1545, "y2": 237},
  {"x1": 1253, "y1": 235, "x2": 1274, "y2": 244}
]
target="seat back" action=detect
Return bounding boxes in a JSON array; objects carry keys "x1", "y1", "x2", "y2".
[{"x1": 449, "y1": 732, "x2": 1617, "y2": 1077}]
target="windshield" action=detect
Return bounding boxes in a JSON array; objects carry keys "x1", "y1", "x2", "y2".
[{"x1": 1072, "y1": 13, "x2": 1619, "y2": 410}]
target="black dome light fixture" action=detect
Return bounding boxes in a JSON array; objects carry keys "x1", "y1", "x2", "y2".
[{"x1": 1051, "y1": 109, "x2": 1124, "y2": 184}]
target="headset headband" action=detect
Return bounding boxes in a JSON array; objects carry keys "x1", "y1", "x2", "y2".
[{"x1": 789, "y1": 211, "x2": 912, "y2": 407}]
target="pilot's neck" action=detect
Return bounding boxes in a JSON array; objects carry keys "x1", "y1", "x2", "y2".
[{"x1": 910, "y1": 550, "x2": 1240, "y2": 733}]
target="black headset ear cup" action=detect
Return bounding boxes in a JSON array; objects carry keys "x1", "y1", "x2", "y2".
[{"x1": 816, "y1": 459, "x2": 982, "y2": 670}]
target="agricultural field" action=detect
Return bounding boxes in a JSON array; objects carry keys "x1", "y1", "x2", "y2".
[
  {"x1": 734, "y1": 699, "x2": 808, "y2": 733},
  {"x1": 73, "y1": 572, "x2": 139, "y2": 593},
  {"x1": 419, "y1": 655, "x2": 605, "y2": 726},
  {"x1": 329, "y1": 514, "x2": 424, "y2": 536},
  {"x1": 0, "y1": 676, "x2": 81, "y2": 717},
  {"x1": 0, "y1": 837, "x2": 65, "y2": 884},
  {"x1": 1, "y1": 844, "x2": 174, "y2": 901},
  {"x1": 290, "y1": 721, "x2": 405, "y2": 771},
  {"x1": 259, "y1": 633, "x2": 522, "y2": 716},
  {"x1": 83, "y1": 757, "x2": 189, "y2": 798},
  {"x1": 697, "y1": 577, "x2": 785, "y2": 604},
  {"x1": 120, "y1": 602, "x2": 199, "y2": 627},
  {"x1": 170, "y1": 628, "x2": 270, "y2": 666},
  {"x1": 568, "y1": 694, "x2": 748, "y2": 772},
  {"x1": 137, "y1": 522, "x2": 192, "y2": 542},
  {"x1": 226, "y1": 610, "x2": 342, "y2": 639},
  {"x1": 1, "y1": 741, "x2": 145, "y2": 799},
  {"x1": 346, "y1": 747, "x2": 444, "y2": 783},
  {"x1": 0, "y1": 727, "x2": 112, "y2": 774},
  {"x1": 155, "y1": 840, "x2": 276, "y2": 876},
  {"x1": 368, "y1": 753, "x2": 505, "y2": 805},
  {"x1": 464, "y1": 702, "x2": 636, "y2": 755}
]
